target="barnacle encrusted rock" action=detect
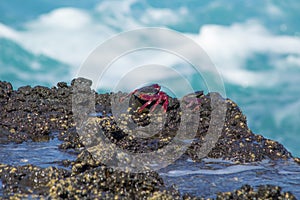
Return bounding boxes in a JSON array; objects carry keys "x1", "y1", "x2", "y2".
[
  {"x1": 0, "y1": 78, "x2": 298, "y2": 199},
  {"x1": 0, "y1": 78, "x2": 293, "y2": 163}
]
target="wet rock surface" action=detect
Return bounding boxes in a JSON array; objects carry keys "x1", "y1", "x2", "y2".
[
  {"x1": 0, "y1": 78, "x2": 299, "y2": 199},
  {"x1": 215, "y1": 184, "x2": 296, "y2": 200}
]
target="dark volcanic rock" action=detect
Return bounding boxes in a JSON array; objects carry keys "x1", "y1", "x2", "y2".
[
  {"x1": 0, "y1": 78, "x2": 298, "y2": 199},
  {"x1": 0, "y1": 163, "x2": 70, "y2": 198},
  {"x1": 0, "y1": 78, "x2": 293, "y2": 162},
  {"x1": 0, "y1": 81, "x2": 12, "y2": 106},
  {"x1": 49, "y1": 166, "x2": 165, "y2": 199},
  {"x1": 215, "y1": 184, "x2": 296, "y2": 200},
  {"x1": 186, "y1": 94, "x2": 292, "y2": 163},
  {"x1": 0, "y1": 80, "x2": 81, "y2": 147},
  {"x1": 0, "y1": 162, "x2": 166, "y2": 199}
]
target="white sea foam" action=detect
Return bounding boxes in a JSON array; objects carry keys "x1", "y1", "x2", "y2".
[
  {"x1": 0, "y1": 0, "x2": 300, "y2": 157},
  {"x1": 201, "y1": 158, "x2": 235, "y2": 164},
  {"x1": 1, "y1": 0, "x2": 300, "y2": 91},
  {"x1": 22, "y1": 7, "x2": 114, "y2": 67},
  {"x1": 163, "y1": 164, "x2": 264, "y2": 177},
  {"x1": 278, "y1": 170, "x2": 300, "y2": 175},
  {"x1": 265, "y1": 1, "x2": 284, "y2": 17},
  {"x1": 96, "y1": 49, "x2": 198, "y2": 94},
  {"x1": 0, "y1": 23, "x2": 19, "y2": 39},
  {"x1": 191, "y1": 20, "x2": 300, "y2": 87},
  {"x1": 140, "y1": 7, "x2": 187, "y2": 25}
]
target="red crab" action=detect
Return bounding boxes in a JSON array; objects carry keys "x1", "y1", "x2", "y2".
[
  {"x1": 122, "y1": 84, "x2": 169, "y2": 113},
  {"x1": 181, "y1": 91, "x2": 203, "y2": 110}
]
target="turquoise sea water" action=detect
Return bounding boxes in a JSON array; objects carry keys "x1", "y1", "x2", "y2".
[{"x1": 0, "y1": 0, "x2": 300, "y2": 157}]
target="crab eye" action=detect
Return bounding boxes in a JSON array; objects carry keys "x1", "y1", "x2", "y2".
[{"x1": 153, "y1": 84, "x2": 160, "y2": 90}]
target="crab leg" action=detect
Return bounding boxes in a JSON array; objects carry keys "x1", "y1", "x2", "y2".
[
  {"x1": 120, "y1": 89, "x2": 138, "y2": 102},
  {"x1": 138, "y1": 96, "x2": 158, "y2": 113},
  {"x1": 150, "y1": 92, "x2": 169, "y2": 113},
  {"x1": 183, "y1": 97, "x2": 201, "y2": 110},
  {"x1": 149, "y1": 94, "x2": 163, "y2": 112},
  {"x1": 162, "y1": 95, "x2": 169, "y2": 112}
]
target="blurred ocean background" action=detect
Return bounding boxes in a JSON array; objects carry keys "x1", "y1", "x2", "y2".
[{"x1": 0, "y1": 0, "x2": 299, "y2": 157}]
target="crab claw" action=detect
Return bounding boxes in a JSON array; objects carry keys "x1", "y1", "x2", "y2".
[
  {"x1": 123, "y1": 84, "x2": 169, "y2": 113},
  {"x1": 149, "y1": 92, "x2": 169, "y2": 113},
  {"x1": 181, "y1": 91, "x2": 203, "y2": 111},
  {"x1": 137, "y1": 92, "x2": 169, "y2": 113}
]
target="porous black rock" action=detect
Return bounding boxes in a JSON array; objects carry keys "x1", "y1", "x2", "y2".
[
  {"x1": 0, "y1": 78, "x2": 298, "y2": 199},
  {"x1": 0, "y1": 78, "x2": 293, "y2": 162},
  {"x1": 215, "y1": 184, "x2": 296, "y2": 200}
]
